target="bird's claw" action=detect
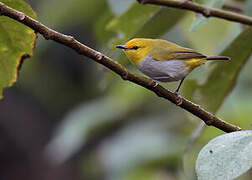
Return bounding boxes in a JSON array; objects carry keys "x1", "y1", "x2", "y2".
[
  {"x1": 174, "y1": 92, "x2": 183, "y2": 106},
  {"x1": 149, "y1": 79, "x2": 159, "y2": 87},
  {"x1": 174, "y1": 90, "x2": 179, "y2": 97}
]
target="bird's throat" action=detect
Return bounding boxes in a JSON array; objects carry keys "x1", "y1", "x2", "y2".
[{"x1": 123, "y1": 47, "x2": 153, "y2": 67}]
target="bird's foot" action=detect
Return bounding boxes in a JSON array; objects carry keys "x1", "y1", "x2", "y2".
[
  {"x1": 174, "y1": 91, "x2": 183, "y2": 106},
  {"x1": 149, "y1": 79, "x2": 159, "y2": 87},
  {"x1": 174, "y1": 90, "x2": 179, "y2": 97},
  {"x1": 121, "y1": 71, "x2": 129, "y2": 80}
]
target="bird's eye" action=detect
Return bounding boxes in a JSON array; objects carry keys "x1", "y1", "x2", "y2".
[{"x1": 132, "y1": 46, "x2": 139, "y2": 50}]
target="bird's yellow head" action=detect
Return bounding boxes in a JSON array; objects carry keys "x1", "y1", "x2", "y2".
[{"x1": 116, "y1": 38, "x2": 155, "y2": 66}]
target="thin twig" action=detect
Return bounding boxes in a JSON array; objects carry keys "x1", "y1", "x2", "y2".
[
  {"x1": 137, "y1": 0, "x2": 252, "y2": 26},
  {"x1": 0, "y1": 2, "x2": 242, "y2": 133}
]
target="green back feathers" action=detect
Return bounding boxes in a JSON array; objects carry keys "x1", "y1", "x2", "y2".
[{"x1": 149, "y1": 39, "x2": 206, "y2": 61}]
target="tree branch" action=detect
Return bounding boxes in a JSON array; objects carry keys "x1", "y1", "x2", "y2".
[
  {"x1": 137, "y1": 0, "x2": 252, "y2": 26},
  {"x1": 0, "y1": 2, "x2": 242, "y2": 133}
]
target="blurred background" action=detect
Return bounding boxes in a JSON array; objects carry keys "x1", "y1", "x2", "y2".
[{"x1": 0, "y1": 0, "x2": 251, "y2": 179}]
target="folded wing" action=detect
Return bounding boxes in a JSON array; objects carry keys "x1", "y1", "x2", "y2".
[{"x1": 150, "y1": 46, "x2": 206, "y2": 61}]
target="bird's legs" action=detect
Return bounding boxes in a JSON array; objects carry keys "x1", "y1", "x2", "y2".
[
  {"x1": 149, "y1": 77, "x2": 185, "y2": 105},
  {"x1": 174, "y1": 77, "x2": 185, "y2": 95},
  {"x1": 173, "y1": 78, "x2": 185, "y2": 105},
  {"x1": 150, "y1": 77, "x2": 185, "y2": 94}
]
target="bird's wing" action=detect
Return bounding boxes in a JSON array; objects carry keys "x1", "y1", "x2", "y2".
[{"x1": 150, "y1": 47, "x2": 206, "y2": 61}]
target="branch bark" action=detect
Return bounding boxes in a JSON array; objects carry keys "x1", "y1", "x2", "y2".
[
  {"x1": 137, "y1": 0, "x2": 252, "y2": 26},
  {"x1": 0, "y1": 2, "x2": 242, "y2": 133}
]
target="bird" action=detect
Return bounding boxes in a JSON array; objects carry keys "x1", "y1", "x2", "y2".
[{"x1": 116, "y1": 38, "x2": 230, "y2": 94}]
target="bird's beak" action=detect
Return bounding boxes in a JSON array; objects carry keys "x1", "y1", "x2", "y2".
[{"x1": 116, "y1": 45, "x2": 128, "y2": 50}]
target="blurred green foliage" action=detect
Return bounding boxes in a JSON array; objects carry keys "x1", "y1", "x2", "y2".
[
  {"x1": 0, "y1": 0, "x2": 252, "y2": 180},
  {"x1": 186, "y1": 27, "x2": 252, "y2": 113}
]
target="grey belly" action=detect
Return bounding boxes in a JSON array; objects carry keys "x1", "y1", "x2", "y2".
[{"x1": 138, "y1": 57, "x2": 190, "y2": 82}]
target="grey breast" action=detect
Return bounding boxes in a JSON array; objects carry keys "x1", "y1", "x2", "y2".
[{"x1": 138, "y1": 56, "x2": 190, "y2": 82}]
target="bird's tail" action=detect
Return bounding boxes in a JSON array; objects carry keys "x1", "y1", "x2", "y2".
[{"x1": 206, "y1": 56, "x2": 230, "y2": 61}]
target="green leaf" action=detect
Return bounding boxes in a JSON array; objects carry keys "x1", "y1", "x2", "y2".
[
  {"x1": 185, "y1": 27, "x2": 252, "y2": 113},
  {"x1": 107, "y1": 4, "x2": 185, "y2": 45},
  {"x1": 96, "y1": 2, "x2": 186, "y2": 50},
  {"x1": 190, "y1": 0, "x2": 228, "y2": 31},
  {"x1": 0, "y1": 0, "x2": 36, "y2": 98},
  {"x1": 196, "y1": 130, "x2": 252, "y2": 180},
  {"x1": 134, "y1": 8, "x2": 185, "y2": 38},
  {"x1": 107, "y1": 3, "x2": 160, "y2": 44},
  {"x1": 182, "y1": 16, "x2": 242, "y2": 55}
]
